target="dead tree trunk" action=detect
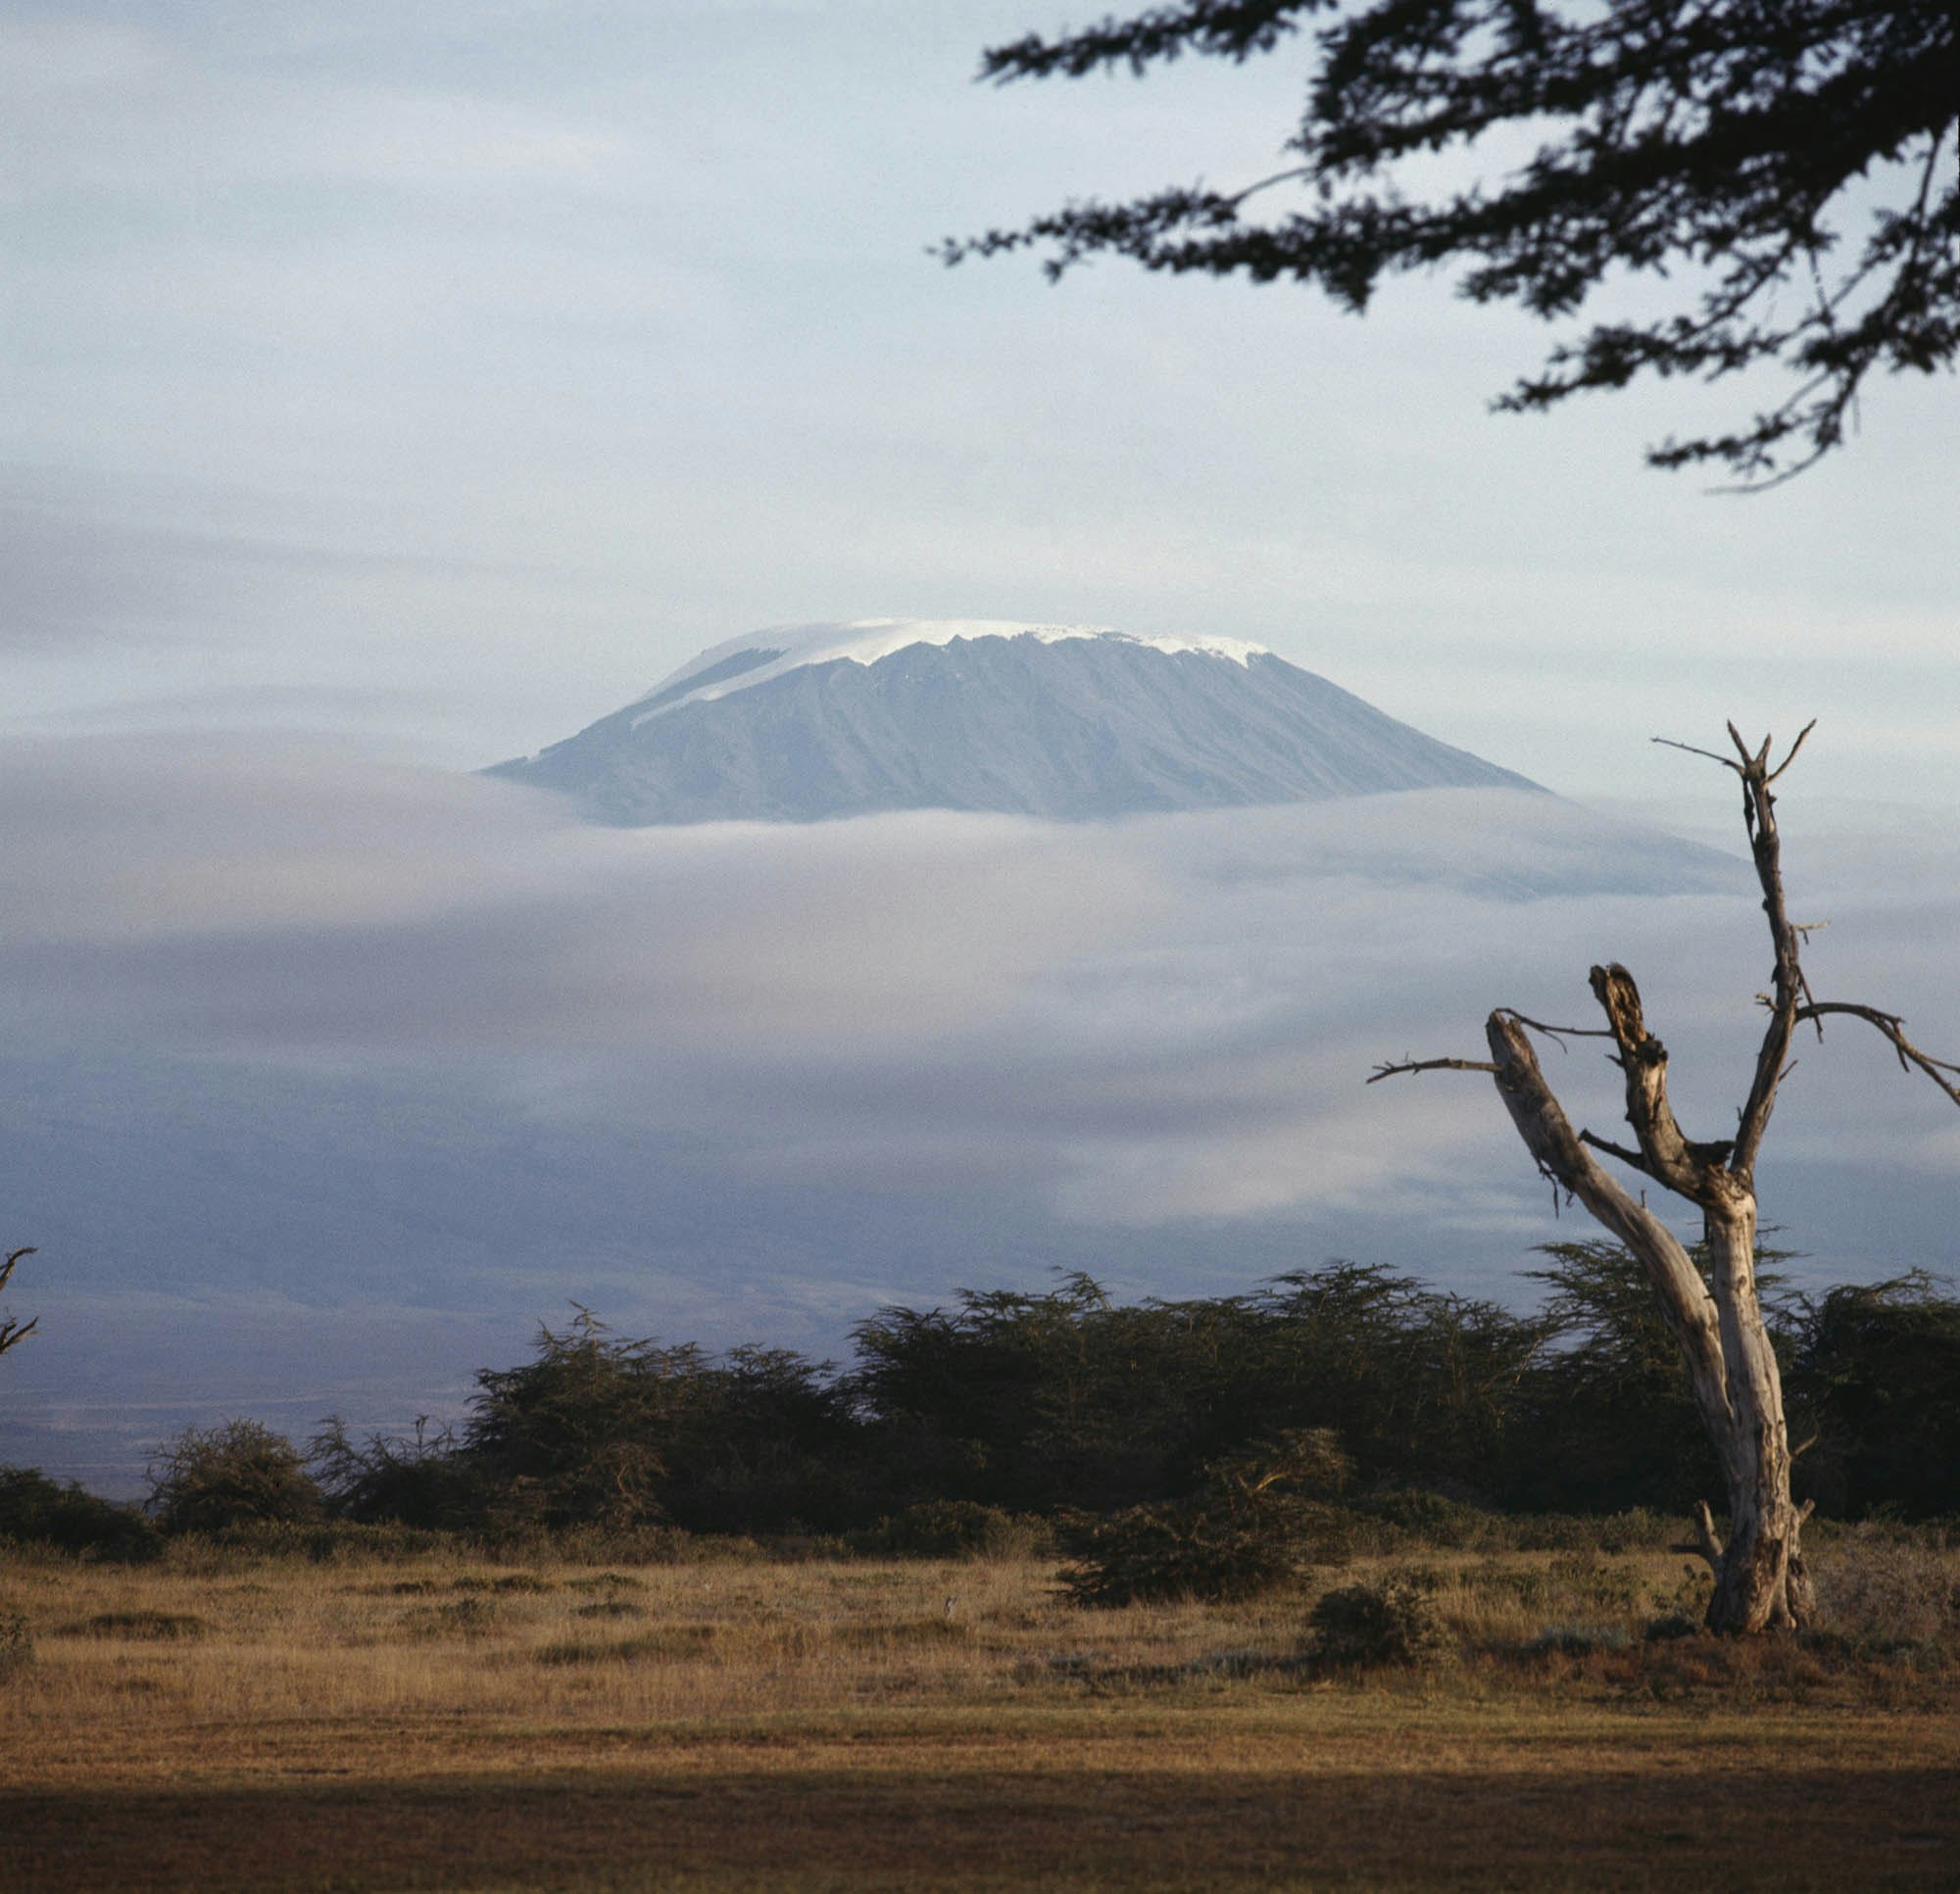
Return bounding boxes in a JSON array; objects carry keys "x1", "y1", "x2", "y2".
[
  {"x1": 1376, "y1": 725, "x2": 1960, "y2": 1633},
  {"x1": 1482, "y1": 1009, "x2": 1810, "y2": 1629}
]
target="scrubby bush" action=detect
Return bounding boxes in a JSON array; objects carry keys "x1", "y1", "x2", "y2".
[
  {"x1": 1793, "y1": 1276, "x2": 1960, "y2": 1520},
  {"x1": 1811, "y1": 1529, "x2": 1960, "y2": 1646},
  {"x1": 1352, "y1": 1487, "x2": 1492, "y2": 1548},
  {"x1": 0, "y1": 1465, "x2": 159, "y2": 1560},
  {"x1": 1058, "y1": 1430, "x2": 1349, "y2": 1607},
  {"x1": 464, "y1": 1314, "x2": 859, "y2": 1535},
  {"x1": 146, "y1": 1420, "x2": 323, "y2": 1535},
  {"x1": 1307, "y1": 1576, "x2": 1449, "y2": 1669},
  {"x1": 308, "y1": 1416, "x2": 477, "y2": 1529},
  {"x1": 853, "y1": 1267, "x2": 1546, "y2": 1516},
  {"x1": 1058, "y1": 1498, "x2": 1286, "y2": 1607}
]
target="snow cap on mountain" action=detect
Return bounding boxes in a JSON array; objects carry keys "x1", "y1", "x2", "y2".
[{"x1": 631, "y1": 619, "x2": 1269, "y2": 725}]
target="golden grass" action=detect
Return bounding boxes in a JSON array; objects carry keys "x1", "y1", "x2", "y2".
[{"x1": 3, "y1": 1541, "x2": 1957, "y2": 1890}]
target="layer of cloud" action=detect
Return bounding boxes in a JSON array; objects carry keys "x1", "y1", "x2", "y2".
[
  {"x1": 5, "y1": 732, "x2": 1953, "y2": 1226},
  {"x1": 5, "y1": 733, "x2": 1957, "y2": 1488}
]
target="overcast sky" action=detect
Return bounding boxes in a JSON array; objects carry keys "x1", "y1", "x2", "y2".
[
  {"x1": 5, "y1": 3, "x2": 1958, "y2": 1484},
  {"x1": 7, "y1": 0, "x2": 1957, "y2": 809}
]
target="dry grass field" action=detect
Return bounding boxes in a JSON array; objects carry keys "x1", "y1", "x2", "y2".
[{"x1": 3, "y1": 1536, "x2": 1957, "y2": 1891}]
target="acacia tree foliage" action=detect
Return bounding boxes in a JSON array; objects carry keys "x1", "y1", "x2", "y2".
[
  {"x1": 146, "y1": 1419, "x2": 323, "y2": 1535},
  {"x1": 1517, "y1": 1237, "x2": 1795, "y2": 1513},
  {"x1": 464, "y1": 1309, "x2": 857, "y2": 1534},
  {"x1": 948, "y1": 1, "x2": 1960, "y2": 482},
  {"x1": 850, "y1": 1265, "x2": 1547, "y2": 1513},
  {"x1": 1793, "y1": 1272, "x2": 1960, "y2": 1519}
]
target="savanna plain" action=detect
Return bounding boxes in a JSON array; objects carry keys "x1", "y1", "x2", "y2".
[{"x1": 4, "y1": 1529, "x2": 1957, "y2": 1892}]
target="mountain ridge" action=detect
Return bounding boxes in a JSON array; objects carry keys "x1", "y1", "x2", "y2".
[{"x1": 487, "y1": 619, "x2": 1543, "y2": 825}]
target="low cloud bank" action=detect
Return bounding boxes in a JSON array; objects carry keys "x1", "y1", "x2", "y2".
[
  {"x1": 3, "y1": 734, "x2": 1955, "y2": 1486},
  {"x1": 3, "y1": 733, "x2": 1952, "y2": 1220}
]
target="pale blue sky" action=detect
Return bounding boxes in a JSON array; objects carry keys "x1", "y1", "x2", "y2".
[{"x1": 7, "y1": 0, "x2": 1956, "y2": 811}]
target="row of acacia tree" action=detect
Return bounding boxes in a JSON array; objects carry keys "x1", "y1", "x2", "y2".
[{"x1": 95, "y1": 1248, "x2": 1954, "y2": 1546}]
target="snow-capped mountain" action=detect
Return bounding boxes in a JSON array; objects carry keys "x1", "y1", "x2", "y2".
[{"x1": 485, "y1": 618, "x2": 1542, "y2": 823}]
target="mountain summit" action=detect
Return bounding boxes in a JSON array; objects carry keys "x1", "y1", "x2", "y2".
[{"x1": 486, "y1": 618, "x2": 1541, "y2": 824}]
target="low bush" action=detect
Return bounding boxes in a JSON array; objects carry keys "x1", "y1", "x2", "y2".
[
  {"x1": 1354, "y1": 1488, "x2": 1492, "y2": 1548},
  {"x1": 1307, "y1": 1576, "x2": 1449, "y2": 1669},
  {"x1": 1812, "y1": 1530, "x2": 1960, "y2": 1645},
  {"x1": 147, "y1": 1421, "x2": 323, "y2": 1535},
  {"x1": 535, "y1": 1624, "x2": 718, "y2": 1666},
  {"x1": 0, "y1": 1466, "x2": 160, "y2": 1561},
  {"x1": 1546, "y1": 1553, "x2": 1647, "y2": 1613},
  {"x1": 308, "y1": 1416, "x2": 477, "y2": 1529},
  {"x1": 400, "y1": 1598, "x2": 499, "y2": 1638},
  {"x1": 1058, "y1": 1431, "x2": 1350, "y2": 1607}
]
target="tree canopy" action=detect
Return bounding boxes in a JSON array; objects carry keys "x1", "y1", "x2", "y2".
[{"x1": 948, "y1": 1, "x2": 1959, "y2": 484}]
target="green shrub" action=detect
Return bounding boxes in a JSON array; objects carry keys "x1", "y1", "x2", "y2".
[
  {"x1": 213, "y1": 1520, "x2": 453, "y2": 1562},
  {"x1": 535, "y1": 1625, "x2": 717, "y2": 1666},
  {"x1": 308, "y1": 1416, "x2": 476, "y2": 1529},
  {"x1": 1058, "y1": 1430, "x2": 1349, "y2": 1607},
  {"x1": 1307, "y1": 1577, "x2": 1448, "y2": 1669},
  {"x1": 1547, "y1": 1553, "x2": 1646, "y2": 1613},
  {"x1": 1592, "y1": 1508, "x2": 1677, "y2": 1555},
  {"x1": 1465, "y1": 1565, "x2": 1549, "y2": 1609},
  {"x1": 0, "y1": 1465, "x2": 160, "y2": 1561},
  {"x1": 1058, "y1": 1498, "x2": 1288, "y2": 1606},
  {"x1": 147, "y1": 1421, "x2": 323, "y2": 1535}
]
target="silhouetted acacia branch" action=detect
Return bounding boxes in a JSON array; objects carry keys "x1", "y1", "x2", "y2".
[{"x1": 953, "y1": 2, "x2": 1960, "y2": 483}]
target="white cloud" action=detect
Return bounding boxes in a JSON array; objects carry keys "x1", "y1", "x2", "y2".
[{"x1": 4, "y1": 733, "x2": 1951, "y2": 1235}]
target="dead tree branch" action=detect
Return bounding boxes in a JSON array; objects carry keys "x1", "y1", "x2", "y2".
[
  {"x1": 0, "y1": 1246, "x2": 37, "y2": 1357},
  {"x1": 1791, "y1": 1002, "x2": 1960, "y2": 1107},
  {"x1": 1366, "y1": 1055, "x2": 1497, "y2": 1084}
]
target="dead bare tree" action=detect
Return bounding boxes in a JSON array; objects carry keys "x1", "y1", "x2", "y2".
[
  {"x1": 0, "y1": 1246, "x2": 36, "y2": 1357},
  {"x1": 1374, "y1": 726, "x2": 1960, "y2": 1633}
]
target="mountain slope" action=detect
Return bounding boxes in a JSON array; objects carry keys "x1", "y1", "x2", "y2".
[{"x1": 485, "y1": 619, "x2": 1541, "y2": 824}]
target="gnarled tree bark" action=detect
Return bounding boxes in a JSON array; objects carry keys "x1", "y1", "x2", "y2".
[{"x1": 1375, "y1": 725, "x2": 1960, "y2": 1632}]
